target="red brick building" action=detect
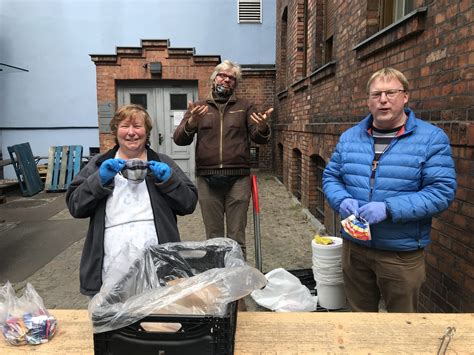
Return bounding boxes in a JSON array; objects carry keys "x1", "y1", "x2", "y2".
[
  {"x1": 274, "y1": 0, "x2": 473, "y2": 312},
  {"x1": 91, "y1": 40, "x2": 275, "y2": 176}
]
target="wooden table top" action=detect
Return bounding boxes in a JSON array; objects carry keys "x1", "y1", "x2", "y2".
[{"x1": 1, "y1": 310, "x2": 472, "y2": 354}]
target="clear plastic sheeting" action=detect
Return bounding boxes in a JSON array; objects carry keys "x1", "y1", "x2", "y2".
[
  {"x1": 89, "y1": 238, "x2": 267, "y2": 334},
  {"x1": 250, "y1": 268, "x2": 318, "y2": 312}
]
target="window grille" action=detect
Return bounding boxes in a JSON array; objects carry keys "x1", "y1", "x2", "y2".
[
  {"x1": 250, "y1": 146, "x2": 259, "y2": 167},
  {"x1": 310, "y1": 155, "x2": 326, "y2": 222},
  {"x1": 238, "y1": 0, "x2": 262, "y2": 23},
  {"x1": 293, "y1": 149, "x2": 302, "y2": 201}
]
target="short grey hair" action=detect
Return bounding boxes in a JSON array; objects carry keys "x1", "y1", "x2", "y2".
[{"x1": 210, "y1": 60, "x2": 242, "y2": 82}]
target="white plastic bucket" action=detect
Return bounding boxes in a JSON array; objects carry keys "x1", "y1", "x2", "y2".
[
  {"x1": 311, "y1": 237, "x2": 343, "y2": 257},
  {"x1": 311, "y1": 236, "x2": 346, "y2": 309},
  {"x1": 317, "y1": 283, "x2": 347, "y2": 309}
]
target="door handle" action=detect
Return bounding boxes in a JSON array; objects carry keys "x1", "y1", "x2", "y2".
[{"x1": 158, "y1": 133, "x2": 164, "y2": 145}]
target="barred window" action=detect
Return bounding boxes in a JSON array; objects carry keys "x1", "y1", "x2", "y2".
[
  {"x1": 309, "y1": 155, "x2": 326, "y2": 222},
  {"x1": 292, "y1": 149, "x2": 302, "y2": 201}
]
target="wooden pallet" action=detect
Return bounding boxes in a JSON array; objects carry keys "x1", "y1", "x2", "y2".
[
  {"x1": 7, "y1": 142, "x2": 44, "y2": 197},
  {"x1": 37, "y1": 164, "x2": 48, "y2": 182},
  {"x1": 44, "y1": 145, "x2": 83, "y2": 192}
]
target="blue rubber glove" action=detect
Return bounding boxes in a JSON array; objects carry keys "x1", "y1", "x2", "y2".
[
  {"x1": 148, "y1": 161, "x2": 172, "y2": 182},
  {"x1": 99, "y1": 158, "x2": 126, "y2": 185},
  {"x1": 339, "y1": 198, "x2": 359, "y2": 219},
  {"x1": 358, "y1": 202, "x2": 387, "y2": 224}
]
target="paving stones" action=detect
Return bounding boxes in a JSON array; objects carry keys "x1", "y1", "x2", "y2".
[{"x1": 13, "y1": 174, "x2": 324, "y2": 310}]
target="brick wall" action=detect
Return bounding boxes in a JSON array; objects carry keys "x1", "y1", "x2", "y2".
[
  {"x1": 275, "y1": 0, "x2": 473, "y2": 312},
  {"x1": 237, "y1": 67, "x2": 276, "y2": 172},
  {"x1": 91, "y1": 40, "x2": 275, "y2": 171}
]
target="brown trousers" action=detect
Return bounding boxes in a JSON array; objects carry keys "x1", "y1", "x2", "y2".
[
  {"x1": 342, "y1": 239, "x2": 426, "y2": 312},
  {"x1": 197, "y1": 176, "x2": 251, "y2": 256}
]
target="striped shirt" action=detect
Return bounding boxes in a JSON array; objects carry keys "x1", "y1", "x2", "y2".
[{"x1": 369, "y1": 125, "x2": 404, "y2": 185}]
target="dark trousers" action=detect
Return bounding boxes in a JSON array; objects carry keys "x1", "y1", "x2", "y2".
[
  {"x1": 342, "y1": 239, "x2": 426, "y2": 312},
  {"x1": 197, "y1": 176, "x2": 251, "y2": 256}
]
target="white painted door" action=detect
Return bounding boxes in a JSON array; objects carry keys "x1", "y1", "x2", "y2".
[{"x1": 118, "y1": 84, "x2": 197, "y2": 180}]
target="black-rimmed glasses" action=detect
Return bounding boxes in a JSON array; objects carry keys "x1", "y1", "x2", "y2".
[{"x1": 369, "y1": 89, "x2": 406, "y2": 100}]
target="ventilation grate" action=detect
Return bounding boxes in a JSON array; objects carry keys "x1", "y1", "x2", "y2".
[{"x1": 238, "y1": 0, "x2": 262, "y2": 23}]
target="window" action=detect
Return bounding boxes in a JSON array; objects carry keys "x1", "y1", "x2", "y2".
[
  {"x1": 170, "y1": 94, "x2": 187, "y2": 110},
  {"x1": 238, "y1": 0, "x2": 262, "y2": 23},
  {"x1": 279, "y1": 7, "x2": 288, "y2": 89},
  {"x1": 324, "y1": 0, "x2": 336, "y2": 64},
  {"x1": 380, "y1": 0, "x2": 414, "y2": 29},
  {"x1": 250, "y1": 146, "x2": 259, "y2": 167},
  {"x1": 130, "y1": 94, "x2": 147, "y2": 109},
  {"x1": 309, "y1": 155, "x2": 326, "y2": 222},
  {"x1": 292, "y1": 149, "x2": 302, "y2": 201},
  {"x1": 276, "y1": 143, "x2": 284, "y2": 183}
]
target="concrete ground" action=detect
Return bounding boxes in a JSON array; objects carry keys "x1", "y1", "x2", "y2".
[{"x1": 1, "y1": 174, "x2": 325, "y2": 310}]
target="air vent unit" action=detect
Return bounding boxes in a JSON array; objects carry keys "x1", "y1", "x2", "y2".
[{"x1": 238, "y1": 0, "x2": 262, "y2": 23}]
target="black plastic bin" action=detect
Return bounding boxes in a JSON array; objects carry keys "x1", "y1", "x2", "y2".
[
  {"x1": 93, "y1": 300, "x2": 238, "y2": 355},
  {"x1": 92, "y1": 242, "x2": 240, "y2": 354}
]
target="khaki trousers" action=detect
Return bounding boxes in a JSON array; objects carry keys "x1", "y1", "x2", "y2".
[
  {"x1": 197, "y1": 176, "x2": 251, "y2": 256},
  {"x1": 342, "y1": 239, "x2": 426, "y2": 312}
]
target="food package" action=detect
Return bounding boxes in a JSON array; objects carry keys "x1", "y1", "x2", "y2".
[
  {"x1": 341, "y1": 214, "x2": 371, "y2": 241},
  {"x1": 0, "y1": 282, "x2": 57, "y2": 346}
]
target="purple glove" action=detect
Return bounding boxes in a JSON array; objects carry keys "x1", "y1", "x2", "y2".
[
  {"x1": 148, "y1": 161, "x2": 172, "y2": 182},
  {"x1": 99, "y1": 158, "x2": 126, "y2": 185},
  {"x1": 358, "y1": 202, "x2": 387, "y2": 224},
  {"x1": 339, "y1": 198, "x2": 359, "y2": 219}
]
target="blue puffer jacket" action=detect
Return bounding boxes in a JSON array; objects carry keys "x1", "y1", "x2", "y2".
[{"x1": 323, "y1": 108, "x2": 456, "y2": 251}]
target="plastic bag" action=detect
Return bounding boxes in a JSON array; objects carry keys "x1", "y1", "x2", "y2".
[
  {"x1": 89, "y1": 238, "x2": 267, "y2": 333},
  {"x1": 0, "y1": 282, "x2": 57, "y2": 346},
  {"x1": 250, "y1": 268, "x2": 317, "y2": 312}
]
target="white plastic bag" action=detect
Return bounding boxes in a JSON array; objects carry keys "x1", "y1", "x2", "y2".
[
  {"x1": 0, "y1": 282, "x2": 57, "y2": 345},
  {"x1": 250, "y1": 268, "x2": 317, "y2": 312}
]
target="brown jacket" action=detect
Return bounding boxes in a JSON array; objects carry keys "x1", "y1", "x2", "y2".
[{"x1": 173, "y1": 93, "x2": 270, "y2": 175}]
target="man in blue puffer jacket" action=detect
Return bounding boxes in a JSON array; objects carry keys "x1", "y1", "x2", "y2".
[{"x1": 323, "y1": 68, "x2": 456, "y2": 312}]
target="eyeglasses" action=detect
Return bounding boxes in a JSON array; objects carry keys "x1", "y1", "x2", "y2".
[
  {"x1": 369, "y1": 89, "x2": 405, "y2": 100},
  {"x1": 216, "y1": 73, "x2": 236, "y2": 82}
]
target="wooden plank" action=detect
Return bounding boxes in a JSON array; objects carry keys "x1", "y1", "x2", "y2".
[
  {"x1": 72, "y1": 145, "x2": 83, "y2": 178},
  {"x1": 0, "y1": 310, "x2": 94, "y2": 354},
  {"x1": 0, "y1": 311, "x2": 472, "y2": 354},
  {"x1": 58, "y1": 146, "x2": 69, "y2": 190},
  {"x1": 66, "y1": 146, "x2": 75, "y2": 186},
  {"x1": 51, "y1": 146, "x2": 62, "y2": 190},
  {"x1": 235, "y1": 312, "x2": 474, "y2": 354},
  {"x1": 45, "y1": 146, "x2": 56, "y2": 191},
  {"x1": 66, "y1": 145, "x2": 83, "y2": 187}
]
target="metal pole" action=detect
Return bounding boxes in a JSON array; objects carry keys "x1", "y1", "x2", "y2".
[{"x1": 251, "y1": 175, "x2": 262, "y2": 272}]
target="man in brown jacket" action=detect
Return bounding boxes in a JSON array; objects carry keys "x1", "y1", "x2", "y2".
[{"x1": 173, "y1": 60, "x2": 273, "y2": 257}]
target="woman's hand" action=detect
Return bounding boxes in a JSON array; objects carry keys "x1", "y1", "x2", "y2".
[
  {"x1": 148, "y1": 161, "x2": 172, "y2": 182},
  {"x1": 99, "y1": 158, "x2": 126, "y2": 185}
]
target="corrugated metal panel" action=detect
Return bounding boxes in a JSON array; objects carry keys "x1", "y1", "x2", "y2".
[{"x1": 238, "y1": 0, "x2": 262, "y2": 23}]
